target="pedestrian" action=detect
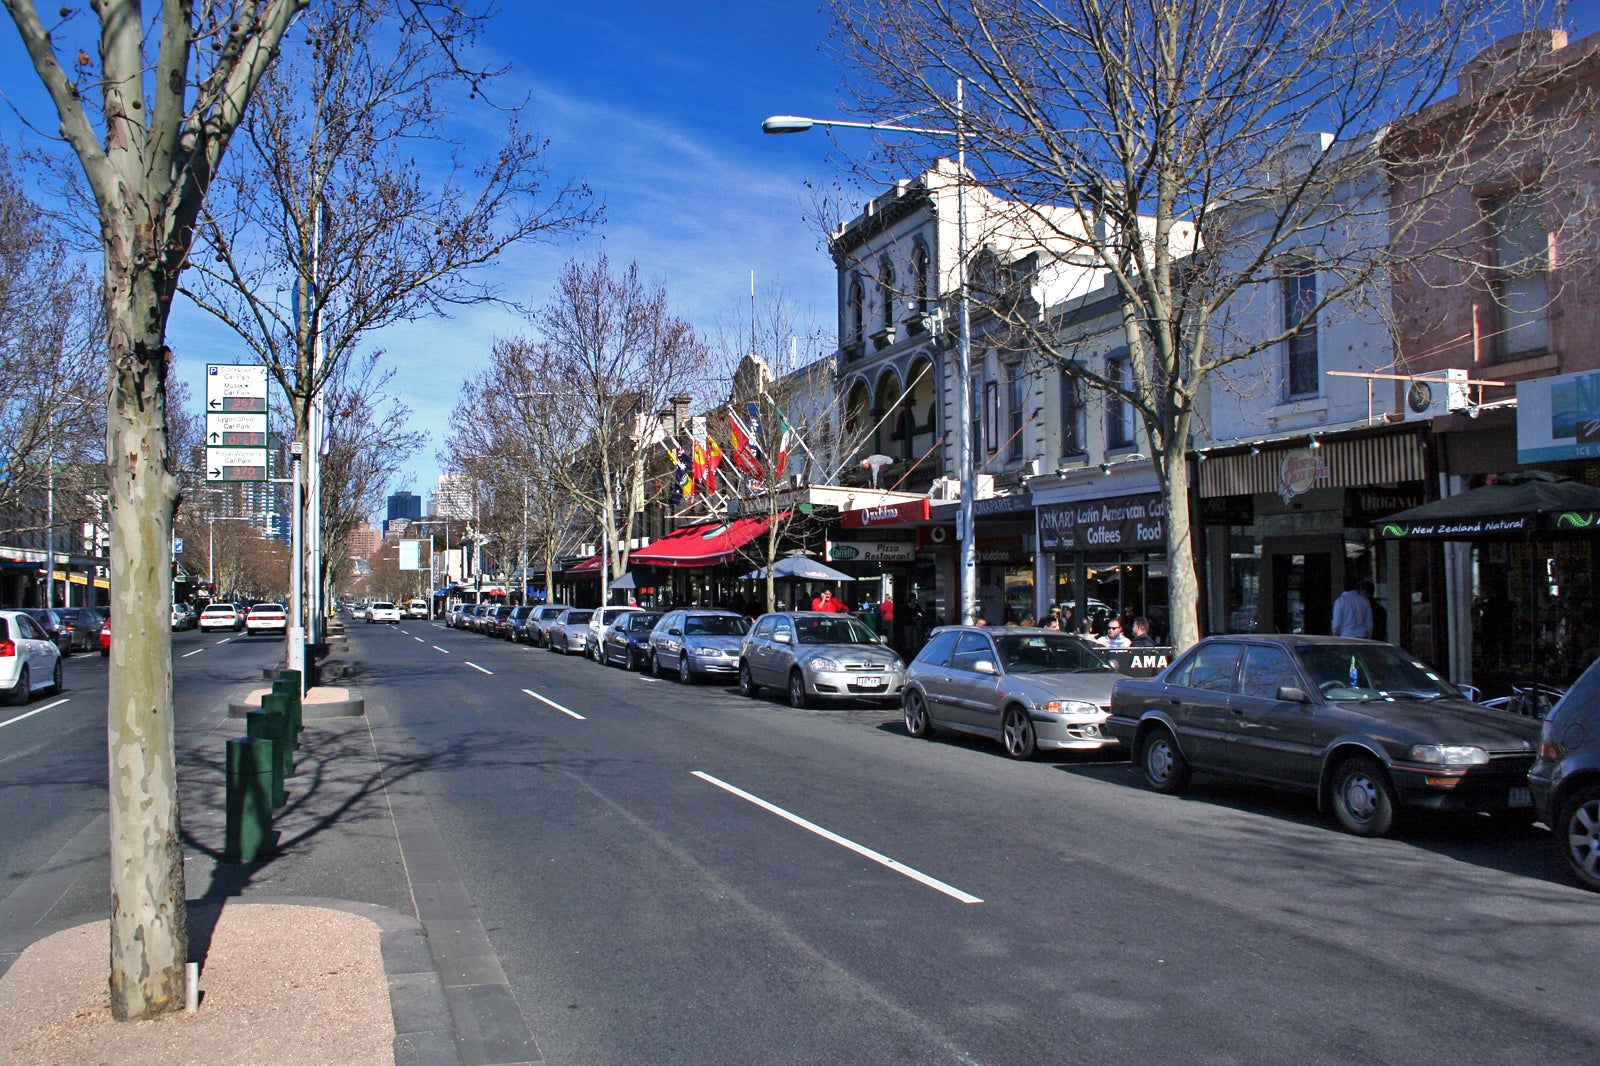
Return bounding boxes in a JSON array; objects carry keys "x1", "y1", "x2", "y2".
[
  {"x1": 1331, "y1": 576, "x2": 1374, "y2": 638},
  {"x1": 879, "y1": 596, "x2": 895, "y2": 642},
  {"x1": 1129, "y1": 616, "x2": 1156, "y2": 648},
  {"x1": 1044, "y1": 606, "x2": 1062, "y2": 630},
  {"x1": 812, "y1": 588, "x2": 849, "y2": 613},
  {"x1": 1100, "y1": 618, "x2": 1131, "y2": 648}
]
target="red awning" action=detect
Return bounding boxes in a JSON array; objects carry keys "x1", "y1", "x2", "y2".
[
  {"x1": 564, "y1": 553, "x2": 603, "y2": 574},
  {"x1": 629, "y1": 516, "x2": 772, "y2": 568}
]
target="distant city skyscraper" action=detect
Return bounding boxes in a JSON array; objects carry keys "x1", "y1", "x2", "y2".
[{"x1": 387, "y1": 490, "x2": 422, "y2": 523}]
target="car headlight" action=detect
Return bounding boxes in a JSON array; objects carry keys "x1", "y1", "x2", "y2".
[
  {"x1": 1409, "y1": 744, "x2": 1489, "y2": 766},
  {"x1": 809, "y1": 657, "x2": 843, "y2": 672},
  {"x1": 688, "y1": 644, "x2": 718, "y2": 656},
  {"x1": 1036, "y1": 699, "x2": 1100, "y2": 716}
]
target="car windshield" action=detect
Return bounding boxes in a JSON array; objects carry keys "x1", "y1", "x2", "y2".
[
  {"x1": 795, "y1": 616, "x2": 878, "y2": 645},
  {"x1": 993, "y1": 633, "x2": 1113, "y2": 674},
  {"x1": 684, "y1": 615, "x2": 750, "y2": 636},
  {"x1": 566, "y1": 612, "x2": 592, "y2": 624},
  {"x1": 1295, "y1": 643, "x2": 1461, "y2": 701}
]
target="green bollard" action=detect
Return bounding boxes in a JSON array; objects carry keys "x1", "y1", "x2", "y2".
[
  {"x1": 224, "y1": 737, "x2": 274, "y2": 862},
  {"x1": 260, "y1": 693, "x2": 296, "y2": 780},
  {"x1": 246, "y1": 706, "x2": 289, "y2": 808},
  {"x1": 272, "y1": 678, "x2": 302, "y2": 749}
]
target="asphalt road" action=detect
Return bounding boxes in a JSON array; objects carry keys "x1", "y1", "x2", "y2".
[{"x1": 354, "y1": 618, "x2": 1600, "y2": 1066}]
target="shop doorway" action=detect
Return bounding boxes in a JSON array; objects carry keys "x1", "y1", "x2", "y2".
[{"x1": 1261, "y1": 537, "x2": 1340, "y2": 634}]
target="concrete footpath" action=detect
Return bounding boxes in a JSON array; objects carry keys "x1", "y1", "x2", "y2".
[{"x1": 0, "y1": 659, "x2": 542, "y2": 1066}]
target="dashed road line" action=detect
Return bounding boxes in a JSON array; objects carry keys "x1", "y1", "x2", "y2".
[
  {"x1": 691, "y1": 771, "x2": 983, "y2": 904},
  {"x1": 522, "y1": 689, "x2": 585, "y2": 720},
  {"x1": 181, "y1": 647, "x2": 206, "y2": 658},
  {"x1": 1, "y1": 698, "x2": 71, "y2": 729},
  {"x1": 432, "y1": 645, "x2": 450, "y2": 654},
  {"x1": 466, "y1": 662, "x2": 492, "y2": 675}
]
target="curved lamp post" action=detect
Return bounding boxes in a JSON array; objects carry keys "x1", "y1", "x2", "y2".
[{"x1": 762, "y1": 83, "x2": 979, "y2": 624}]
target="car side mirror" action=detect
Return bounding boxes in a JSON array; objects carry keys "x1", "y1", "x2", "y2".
[
  {"x1": 669, "y1": 628, "x2": 682, "y2": 637},
  {"x1": 1277, "y1": 685, "x2": 1310, "y2": 703},
  {"x1": 974, "y1": 659, "x2": 998, "y2": 675},
  {"x1": 877, "y1": 635, "x2": 889, "y2": 644},
  {"x1": 774, "y1": 632, "x2": 793, "y2": 645}
]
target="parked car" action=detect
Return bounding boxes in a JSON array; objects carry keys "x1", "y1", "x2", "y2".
[
  {"x1": 168, "y1": 603, "x2": 196, "y2": 631},
  {"x1": 0, "y1": 609, "x2": 63, "y2": 704},
  {"x1": 367, "y1": 601, "x2": 401, "y2": 624},
  {"x1": 199, "y1": 603, "x2": 244, "y2": 632},
  {"x1": 245, "y1": 602, "x2": 288, "y2": 636},
  {"x1": 506, "y1": 606, "x2": 538, "y2": 643},
  {"x1": 44, "y1": 607, "x2": 97, "y2": 653},
  {"x1": 484, "y1": 604, "x2": 516, "y2": 638},
  {"x1": 60, "y1": 607, "x2": 107, "y2": 649},
  {"x1": 586, "y1": 606, "x2": 642, "y2": 660},
  {"x1": 523, "y1": 604, "x2": 572, "y2": 647},
  {"x1": 405, "y1": 599, "x2": 430, "y2": 619},
  {"x1": 739, "y1": 611, "x2": 905, "y2": 708},
  {"x1": 602, "y1": 611, "x2": 664, "y2": 670},
  {"x1": 1105, "y1": 635, "x2": 1542, "y2": 837},
  {"x1": 547, "y1": 609, "x2": 594, "y2": 655},
  {"x1": 21, "y1": 609, "x2": 71, "y2": 655},
  {"x1": 903, "y1": 626, "x2": 1124, "y2": 760},
  {"x1": 1529, "y1": 656, "x2": 1600, "y2": 890},
  {"x1": 648, "y1": 609, "x2": 750, "y2": 683}
]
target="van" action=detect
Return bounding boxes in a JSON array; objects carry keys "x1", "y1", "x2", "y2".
[{"x1": 405, "y1": 599, "x2": 430, "y2": 619}]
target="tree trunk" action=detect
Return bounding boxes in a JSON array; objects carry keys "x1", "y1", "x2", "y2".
[
  {"x1": 1161, "y1": 445, "x2": 1201, "y2": 652},
  {"x1": 104, "y1": 273, "x2": 186, "y2": 1020}
]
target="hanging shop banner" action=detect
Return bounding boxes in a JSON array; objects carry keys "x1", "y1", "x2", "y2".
[
  {"x1": 1037, "y1": 492, "x2": 1166, "y2": 553},
  {"x1": 1518, "y1": 370, "x2": 1600, "y2": 463},
  {"x1": 826, "y1": 540, "x2": 917, "y2": 563},
  {"x1": 841, "y1": 498, "x2": 932, "y2": 529}
]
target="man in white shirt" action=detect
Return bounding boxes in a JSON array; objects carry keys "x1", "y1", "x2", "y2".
[
  {"x1": 1331, "y1": 578, "x2": 1374, "y2": 638},
  {"x1": 1100, "y1": 618, "x2": 1132, "y2": 648}
]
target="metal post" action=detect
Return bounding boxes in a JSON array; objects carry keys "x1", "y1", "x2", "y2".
[
  {"x1": 954, "y1": 79, "x2": 978, "y2": 626},
  {"x1": 522, "y1": 477, "x2": 530, "y2": 604},
  {"x1": 288, "y1": 441, "x2": 305, "y2": 679},
  {"x1": 44, "y1": 455, "x2": 54, "y2": 608}
]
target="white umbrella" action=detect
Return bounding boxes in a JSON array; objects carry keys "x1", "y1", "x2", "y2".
[{"x1": 740, "y1": 556, "x2": 856, "y2": 582}]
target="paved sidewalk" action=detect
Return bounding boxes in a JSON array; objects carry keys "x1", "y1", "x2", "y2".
[{"x1": 0, "y1": 669, "x2": 542, "y2": 1065}]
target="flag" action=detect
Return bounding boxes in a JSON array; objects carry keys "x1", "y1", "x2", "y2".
[
  {"x1": 729, "y1": 412, "x2": 764, "y2": 477},
  {"x1": 691, "y1": 440, "x2": 707, "y2": 494},
  {"x1": 674, "y1": 447, "x2": 694, "y2": 502},
  {"x1": 705, "y1": 436, "x2": 723, "y2": 495},
  {"x1": 775, "y1": 411, "x2": 794, "y2": 477}
]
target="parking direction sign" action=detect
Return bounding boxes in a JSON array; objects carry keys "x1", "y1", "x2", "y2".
[
  {"x1": 205, "y1": 447, "x2": 269, "y2": 482},
  {"x1": 206, "y1": 364, "x2": 269, "y2": 413},
  {"x1": 205, "y1": 412, "x2": 269, "y2": 448}
]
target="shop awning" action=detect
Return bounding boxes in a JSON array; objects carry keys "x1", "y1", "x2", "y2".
[
  {"x1": 565, "y1": 554, "x2": 603, "y2": 574},
  {"x1": 629, "y1": 516, "x2": 771, "y2": 568},
  {"x1": 1374, "y1": 471, "x2": 1600, "y2": 540}
]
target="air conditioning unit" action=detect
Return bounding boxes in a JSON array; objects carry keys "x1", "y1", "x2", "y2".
[
  {"x1": 929, "y1": 477, "x2": 960, "y2": 500},
  {"x1": 1404, "y1": 369, "x2": 1470, "y2": 420}
]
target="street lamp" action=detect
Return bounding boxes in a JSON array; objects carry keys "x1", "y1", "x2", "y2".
[{"x1": 763, "y1": 83, "x2": 979, "y2": 624}]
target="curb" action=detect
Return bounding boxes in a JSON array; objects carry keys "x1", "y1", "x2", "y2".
[{"x1": 228, "y1": 686, "x2": 366, "y2": 719}]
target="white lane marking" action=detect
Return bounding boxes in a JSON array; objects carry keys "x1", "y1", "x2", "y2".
[
  {"x1": 432, "y1": 646, "x2": 450, "y2": 654},
  {"x1": 181, "y1": 648, "x2": 206, "y2": 658},
  {"x1": 691, "y1": 771, "x2": 983, "y2": 904},
  {"x1": 414, "y1": 636, "x2": 426, "y2": 642},
  {"x1": 215, "y1": 638, "x2": 231, "y2": 645},
  {"x1": 466, "y1": 662, "x2": 492, "y2": 675},
  {"x1": 0, "y1": 698, "x2": 71, "y2": 729},
  {"x1": 523, "y1": 689, "x2": 585, "y2": 720}
]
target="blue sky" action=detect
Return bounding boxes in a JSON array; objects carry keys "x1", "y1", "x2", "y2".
[{"x1": 2, "y1": 1, "x2": 870, "y2": 520}]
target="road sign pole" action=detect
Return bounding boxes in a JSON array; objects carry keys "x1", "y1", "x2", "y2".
[{"x1": 287, "y1": 441, "x2": 305, "y2": 679}]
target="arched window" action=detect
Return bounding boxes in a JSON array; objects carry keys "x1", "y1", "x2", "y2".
[
  {"x1": 847, "y1": 278, "x2": 865, "y2": 347},
  {"x1": 877, "y1": 257, "x2": 896, "y2": 332},
  {"x1": 912, "y1": 241, "x2": 931, "y2": 313}
]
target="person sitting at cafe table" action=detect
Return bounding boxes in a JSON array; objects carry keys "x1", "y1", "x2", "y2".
[
  {"x1": 1100, "y1": 619, "x2": 1132, "y2": 648},
  {"x1": 1129, "y1": 616, "x2": 1156, "y2": 648}
]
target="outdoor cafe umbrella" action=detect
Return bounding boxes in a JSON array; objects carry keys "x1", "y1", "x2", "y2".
[
  {"x1": 610, "y1": 572, "x2": 638, "y2": 590},
  {"x1": 739, "y1": 555, "x2": 856, "y2": 582},
  {"x1": 1374, "y1": 471, "x2": 1600, "y2": 692}
]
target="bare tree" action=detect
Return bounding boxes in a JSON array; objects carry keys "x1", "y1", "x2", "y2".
[
  {"x1": 829, "y1": 0, "x2": 1568, "y2": 651},
  {"x1": 2, "y1": 0, "x2": 305, "y2": 1018},
  {"x1": 179, "y1": 0, "x2": 598, "y2": 640}
]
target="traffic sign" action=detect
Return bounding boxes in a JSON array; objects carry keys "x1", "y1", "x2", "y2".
[
  {"x1": 205, "y1": 412, "x2": 269, "y2": 447},
  {"x1": 206, "y1": 364, "x2": 269, "y2": 413},
  {"x1": 205, "y1": 446, "x2": 269, "y2": 482}
]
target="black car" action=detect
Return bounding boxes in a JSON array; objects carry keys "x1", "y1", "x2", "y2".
[
  {"x1": 22, "y1": 608, "x2": 71, "y2": 655},
  {"x1": 601, "y1": 611, "x2": 664, "y2": 670},
  {"x1": 507, "y1": 606, "x2": 538, "y2": 643},
  {"x1": 55, "y1": 607, "x2": 105, "y2": 651},
  {"x1": 1105, "y1": 635, "x2": 1541, "y2": 837},
  {"x1": 1529, "y1": 657, "x2": 1600, "y2": 890}
]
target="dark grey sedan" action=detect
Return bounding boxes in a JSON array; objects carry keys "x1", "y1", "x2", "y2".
[
  {"x1": 1106, "y1": 635, "x2": 1541, "y2": 836},
  {"x1": 903, "y1": 627, "x2": 1123, "y2": 759}
]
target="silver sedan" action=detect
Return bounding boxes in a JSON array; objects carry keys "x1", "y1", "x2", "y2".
[
  {"x1": 547, "y1": 609, "x2": 593, "y2": 655},
  {"x1": 902, "y1": 627, "x2": 1123, "y2": 759},
  {"x1": 739, "y1": 612, "x2": 905, "y2": 708}
]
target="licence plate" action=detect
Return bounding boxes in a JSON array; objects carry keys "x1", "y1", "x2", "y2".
[
  {"x1": 856, "y1": 675, "x2": 882, "y2": 687},
  {"x1": 1509, "y1": 787, "x2": 1532, "y2": 808}
]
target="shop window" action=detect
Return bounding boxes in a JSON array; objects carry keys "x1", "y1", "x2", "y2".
[
  {"x1": 1060, "y1": 370, "x2": 1086, "y2": 457},
  {"x1": 1107, "y1": 353, "x2": 1135, "y2": 450},
  {"x1": 1485, "y1": 191, "x2": 1549, "y2": 361},
  {"x1": 1006, "y1": 361, "x2": 1026, "y2": 462},
  {"x1": 1282, "y1": 266, "x2": 1318, "y2": 399}
]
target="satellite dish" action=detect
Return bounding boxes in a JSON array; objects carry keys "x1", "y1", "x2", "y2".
[{"x1": 861, "y1": 454, "x2": 894, "y2": 488}]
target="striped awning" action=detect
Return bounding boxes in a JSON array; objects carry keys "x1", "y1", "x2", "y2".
[{"x1": 1198, "y1": 427, "x2": 1427, "y2": 498}]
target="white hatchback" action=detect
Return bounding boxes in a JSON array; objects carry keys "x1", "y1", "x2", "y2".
[
  {"x1": 367, "y1": 601, "x2": 401, "y2": 624},
  {"x1": 0, "y1": 609, "x2": 63, "y2": 705}
]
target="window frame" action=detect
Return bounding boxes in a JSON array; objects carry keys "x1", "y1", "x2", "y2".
[
  {"x1": 1282, "y1": 267, "x2": 1319, "y2": 400},
  {"x1": 1006, "y1": 360, "x2": 1026, "y2": 462},
  {"x1": 1484, "y1": 191, "x2": 1550, "y2": 361},
  {"x1": 1106, "y1": 352, "x2": 1136, "y2": 451}
]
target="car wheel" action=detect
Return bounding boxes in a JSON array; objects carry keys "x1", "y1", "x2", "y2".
[
  {"x1": 904, "y1": 690, "x2": 932, "y2": 738},
  {"x1": 49, "y1": 657, "x2": 63, "y2": 696},
  {"x1": 678, "y1": 655, "x2": 694, "y2": 685},
  {"x1": 1556, "y1": 785, "x2": 1600, "y2": 891},
  {"x1": 1329, "y1": 755, "x2": 1397, "y2": 837},
  {"x1": 9, "y1": 665, "x2": 29, "y2": 706},
  {"x1": 787, "y1": 669, "x2": 808, "y2": 709},
  {"x1": 651, "y1": 651, "x2": 663, "y2": 678},
  {"x1": 1139, "y1": 727, "x2": 1191, "y2": 794},
  {"x1": 1001, "y1": 705, "x2": 1038, "y2": 760}
]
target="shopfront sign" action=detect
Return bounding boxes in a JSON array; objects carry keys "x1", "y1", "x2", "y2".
[
  {"x1": 916, "y1": 525, "x2": 955, "y2": 550},
  {"x1": 1277, "y1": 447, "x2": 1330, "y2": 503},
  {"x1": 841, "y1": 498, "x2": 931, "y2": 529},
  {"x1": 1037, "y1": 492, "x2": 1166, "y2": 553},
  {"x1": 825, "y1": 540, "x2": 916, "y2": 563},
  {"x1": 1518, "y1": 369, "x2": 1600, "y2": 463},
  {"x1": 972, "y1": 491, "x2": 1033, "y2": 516}
]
